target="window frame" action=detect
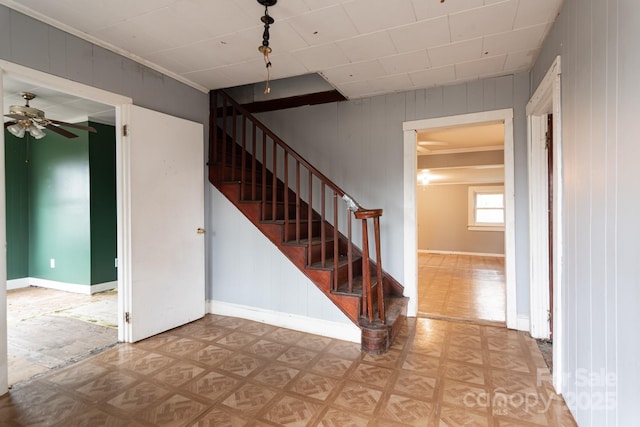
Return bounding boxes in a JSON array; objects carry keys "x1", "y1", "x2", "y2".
[{"x1": 468, "y1": 185, "x2": 505, "y2": 231}]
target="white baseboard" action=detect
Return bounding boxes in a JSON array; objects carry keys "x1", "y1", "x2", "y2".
[
  {"x1": 21, "y1": 278, "x2": 117, "y2": 295},
  {"x1": 90, "y1": 281, "x2": 118, "y2": 294},
  {"x1": 419, "y1": 249, "x2": 505, "y2": 257},
  {"x1": 516, "y1": 314, "x2": 530, "y2": 331},
  {"x1": 7, "y1": 278, "x2": 30, "y2": 290},
  {"x1": 207, "y1": 300, "x2": 361, "y2": 344}
]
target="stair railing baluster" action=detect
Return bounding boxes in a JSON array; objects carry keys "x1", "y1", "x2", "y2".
[
  {"x1": 373, "y1": 215, "x2": 385, "y2": 324},
  {"x1": 272, "y1": 140, "x2": 277, "y2": 220},
  {"x1": 360, "y1": 217, "x2": 371, "y2": 320},
  {"x1": 354, "y1": 208, "x2": 384, "y2": 324},
  {"x1": 320, "y1": 183, "x2": 326, "y2": 267},
  {"x1": 307, "y1": 172, "x2": 313, "y2": 265},
  {"x1": 295, "y1": 161, "x2": 301, "y2": 243},
  {"x1": 333, "y1": 194, "x2": 339, "y2": 292},
  {"x1": 231, "y1": 108, "x2": 237, "y2": 182},
  {"x1": 211, "y1": 92, "x2": 218, "y2": 164},
  {"x1": 221, "y1": 96, "x2": 227, "y2": 177},
  {"x1": 347, "y1": 210, "x2": 353, "y2": 293},
  {"x1": 251, "y1": 124, "x2": 257, "y2": 200},
  {"x1": 261, "y1": 132, "x2": 267, "y2": 219},
  {"x1": 283, "y1": 153, "x2": 289, "y2": 242},
  {"x1": 241, "y1": 116, "x2": 247, "y2": 200}
]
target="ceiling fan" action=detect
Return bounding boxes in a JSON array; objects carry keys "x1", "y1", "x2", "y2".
[{"x1": 4, "y1": 92, "x2": 96, "y2": 139}]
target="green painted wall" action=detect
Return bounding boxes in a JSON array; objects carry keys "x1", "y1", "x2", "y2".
[
  {"x1": 89, "y1": 123, "x2": 117, "y2": 284},
  {"x1": 4, "y1": 122, "x2": 117, "y2": 286},
  {"x1": 28, "y1": 128, "x2": 92, "y2": 283},
  {"x1": 4, "y1": 133, "x2": 29, "y2": 279}
]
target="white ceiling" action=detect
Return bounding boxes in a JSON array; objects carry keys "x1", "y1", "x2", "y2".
[
  {"x1": 417, "y1": 121, "x2": 504, "y2": 183},
  {"x1": 0, "y1": 0, "x2": 563, "y2": 99},
  {"x1": 417, "y1": 121, "x2": 504, "y2": 154},
  {"x1": 3, "y1": 76, "x2": 115, "y2": 124}
]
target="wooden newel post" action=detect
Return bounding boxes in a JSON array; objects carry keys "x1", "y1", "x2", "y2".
[{"x1": 354, "y1": 208, "x2": 385, "y2": 324}]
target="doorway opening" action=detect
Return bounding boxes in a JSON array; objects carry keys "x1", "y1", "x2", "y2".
[
  {"x1": 403, "y1": 109, "x2": 517, "y2": 329},
  {"x1": 526, "y1": 55, "x2": 563, "y2": 389},
  {"x1": 2, "y1": 65, "x2": 127, "y2": 390},
  {"x1": 416, "y1": 121, "x2": 506, "y2": 325}
]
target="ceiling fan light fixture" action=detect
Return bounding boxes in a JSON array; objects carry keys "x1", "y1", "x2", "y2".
[
  {"x1": 5, "y1": 92, "x2": 96, "y2": 139},
  {"x1": 7, "y1": 122, "x2": 25, "y2": 138},
  {"x1": 27, "y1": 124, "x2": 46, "y2": 139}
]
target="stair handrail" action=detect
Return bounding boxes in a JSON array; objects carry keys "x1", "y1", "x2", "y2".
[
  {"x1": 212, "y1": 90, "x2": 386, "y2": 324},
  {"x1": 214, "y1": 90, "x2": 350, "y2": 201}
]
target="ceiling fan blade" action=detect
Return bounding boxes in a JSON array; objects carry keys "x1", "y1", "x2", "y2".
[
  {"x1": 4, "y1": 113, "x2": 27, "y2": 121},
  {"x1": 44, "y1": 124, "x2": 79, "y2": 139},
  {"x1": 4, "y1": 121, "x2": 17, "y2": 129},
  {"x1": 47, "y1": 119, "x2": 97, "y2": 133}
]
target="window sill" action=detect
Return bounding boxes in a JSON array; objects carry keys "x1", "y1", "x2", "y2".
[{"x1": 468, "y1": 225, "x2": 505, "y2": 232}]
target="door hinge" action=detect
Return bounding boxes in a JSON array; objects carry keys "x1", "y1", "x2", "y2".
[
  {"x1": 545, "y1": 131, "x2": 551, "y2": 150},
  {"x1": 123, "y1": 124, "x2": 129, "y2": 137},
  {"x1": 125, "y1": 312, "x2": 131, "y2": 323},
  {"x1": 547, "y1": 310, "x2": 551, "y2": 322}
]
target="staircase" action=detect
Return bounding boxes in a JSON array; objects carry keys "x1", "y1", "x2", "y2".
[{"x1": 208, "y1": 90, "x2": 408, "y2": 354}]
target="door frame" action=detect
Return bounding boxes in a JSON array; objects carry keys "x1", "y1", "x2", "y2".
[
  {"x1": 402, "y1": 108, "x2": 517, "y2": 328},
  {"x1": 526, "y1": 55, "x2": 563, "y2": 390},
  {"x1": 0, "y1": 60, "x2": 133, "y2": 394}
]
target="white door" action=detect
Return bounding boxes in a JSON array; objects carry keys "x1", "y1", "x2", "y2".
[{"x1": 121, "y1": 105, "x2": 205, "y2": 342}]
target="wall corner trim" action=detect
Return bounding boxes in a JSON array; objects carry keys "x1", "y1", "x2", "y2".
[
  {"x1": 207, "y1": 300, "x2": 361, "y2": 343},
  {"x1": 516, "y1": 314, "x2": 530, "y2": 331}
]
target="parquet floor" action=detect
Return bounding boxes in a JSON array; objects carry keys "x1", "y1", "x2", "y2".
[
  {"x1": 0, "y1": 313, "x2": 576, "y2": 426},
  {"x1": 418, "y1": 253, "x2": 506, "y2": 324}
]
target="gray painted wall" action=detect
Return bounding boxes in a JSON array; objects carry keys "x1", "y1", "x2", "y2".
[
  {"x1": 531, "y1": 0, "x2": 639, "y2": 425},
  {"x1": 417, "y1": 183, "x2": 505, "y2": 255},
  {"x1": 253, "y1": 73, "x2": 531, "y2": 316}
]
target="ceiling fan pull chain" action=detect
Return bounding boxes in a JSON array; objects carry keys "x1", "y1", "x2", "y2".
[{"x1": 264, "y1": 51, "x2": 272, "y2": 94}]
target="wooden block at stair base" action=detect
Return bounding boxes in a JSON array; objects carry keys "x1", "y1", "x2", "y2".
[{"x1": 361, "y1": 325, "x2": 390, "y2": 355}]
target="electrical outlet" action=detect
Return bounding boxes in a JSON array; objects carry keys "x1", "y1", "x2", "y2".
[{"x1": 50, "y1": 258, "x2": 55, "y2": 268}]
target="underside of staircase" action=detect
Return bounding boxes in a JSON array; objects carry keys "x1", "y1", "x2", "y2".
[{"x1": 209, "y1": 91, "x2": 408, "y2": 354}]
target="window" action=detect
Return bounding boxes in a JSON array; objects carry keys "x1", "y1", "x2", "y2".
[{"x1": 468, "y1": 186, "x2": 505, "y2": 231}]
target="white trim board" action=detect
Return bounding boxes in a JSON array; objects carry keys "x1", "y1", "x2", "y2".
[
  {"x1": 517, "y1": 315, "x2": 530, "y2": 331},
  {"x1": 6, "y1": 278, "x2": 29, "y2": 290},
  {"x1": 420, "y1": 250, "x2": 505, "y2": 257},
  {"x1": 207, "y1": 300, "x2": 361, "y2": 344},
  {"x1": 526, "y1": 55, "x2": 563, "y2": 392},
  {"x1": 403, "y1": 109, "x2": 518, "y2": 329}
]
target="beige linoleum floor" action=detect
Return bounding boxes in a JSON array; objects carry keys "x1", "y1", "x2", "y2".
[
  {"x1": 6, "y1": 286, "x2": 118, "y2": 386},
  {"x1": 418, "y1": 253, "x2": 506, "y2": 324},
  {"x1": 0, "y1": 312, "x2": 576, "y2": 426}
]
